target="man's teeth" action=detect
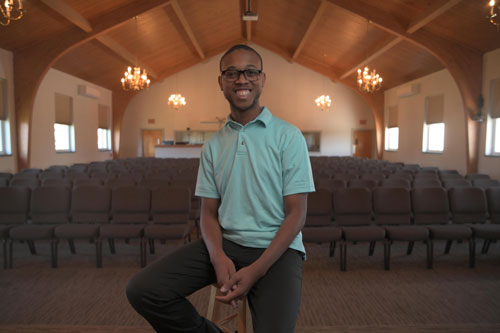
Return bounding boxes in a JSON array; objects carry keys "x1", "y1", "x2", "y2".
[{"x1": 236, "y1": 90, "x2": 250, "y2": 96}]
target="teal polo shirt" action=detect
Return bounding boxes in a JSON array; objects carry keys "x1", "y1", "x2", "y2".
[{"x1": 195, "y1": 107, "x2": 315, "y2": 254}]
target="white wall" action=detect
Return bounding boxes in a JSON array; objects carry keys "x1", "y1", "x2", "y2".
[
  {"x1": 120, "y1": 44, "x2": 375, "y2": 158},
  {"x1": 383, "y1": 69, "x2": 468, "y2": 174},
  {"x1": 31, "y1": 69, "x2": 113, "y2": 169},
  {"x1": 0, "y1": 48, "x2": 17, "y2": 173},
  {"x1": 479, "y1": 48, "x2": 500, "y2": 179}
]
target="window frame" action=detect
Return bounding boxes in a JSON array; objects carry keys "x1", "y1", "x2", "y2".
[
  {"x1": 422, "y1": 122, "x2": 445, "y2": 154},
  {"x1": 486, "y1": 116, "x2": 500, "y2": 157},
  {"x1": 97, "y1": 127, "x2": 112, "y2": 151},
  {"x1": 54, "y1": 122, "x2": 75, "y2": 153},
  {"x1": 385, "y1": 126, "x2": 399, "y2": 152}
]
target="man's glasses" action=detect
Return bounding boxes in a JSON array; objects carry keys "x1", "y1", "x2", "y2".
[{"x1": 221, "y1": 69, "x2": 262, "y2": 81}]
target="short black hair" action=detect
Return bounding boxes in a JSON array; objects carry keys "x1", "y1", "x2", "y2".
[{"x1": 219, "y1": 44, "x2": 263, "y2": 72}]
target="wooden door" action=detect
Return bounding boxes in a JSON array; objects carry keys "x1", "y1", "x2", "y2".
[
  {"x1": 353, "y1": 130, "x2": 373, "y2": 158},
  {"x1": 142, "y1": 129, "x2": 163, "y2": 157}
]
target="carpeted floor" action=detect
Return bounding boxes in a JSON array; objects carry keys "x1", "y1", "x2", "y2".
[{"x1": 1, "y1": 238, "x2": 499, "y2": 332}]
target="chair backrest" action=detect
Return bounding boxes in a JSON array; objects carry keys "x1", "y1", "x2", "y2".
[
  {"x1": 380, "y1": 178, "x2": 411, "y2": 189},
  {"x1": 41, "y1": 178, "x2": 72, "y2": 188},
  {"x1": 360, "y1": 173, "x2": 385, "y2": 182},
  {"x1": 140, "y1": 178, "x2": 171, "y2": 190},
  {"x1": 373, "y1": 187, "x2": 411, "y2": 225},
  {"x1": 333, "y1": 187, "x2": 372, "y2": 226},
  {"x1": 0, "y1": 172, "x2": 13, "y2": 179},
  {"x1": 151, "y1": 186, "x2": 191, "y2": 224},
  {"x1": 73, "y1": 178, "x2": 103, "y2": 188},
  {"x1": 465, "y1": 173, "x2": 490, "y2": 180},
  {"x1": 105, "y1": 177, "x2": 136, "y2": 189},
  {"x1": 486, "y1": 187, "x2": 500, "y2": 224},
  {"x1": 39, "y1": 171, "x2": 64, "y2": 180},
  {"x1": 412, "y1": 178, "x2": 442, "y2": 188},
  {"x1": 443, "y1": 179, "x2": 472, "y2": 189},
  {"x1": 71, "y1": 185, "x2": 111, "y2": 224},
  {"x1": 316, "y1": 179, "x2": 346, "y2": 192},
  {"x1": 449, "y1": 187, "x2": 488, "y2": 224},
  {"x1": 0, "y1": 178, "x2": 9, "y2": 187},
  {"x1": 388, "y1": 173, "x2": 412, "y2": 182},
  {"x1": 31, "y1": 187, "x2": 71, "y2": 224},
  {"x1": 333, "y1": 173, "x2": 358, "y2": 181},
  {"x1": 411, "y1": 187, "x2": 449, "y2": 225},
  {"x1": 21, "y1": 168, "x2": 42, "y2": 175},
  {"x1": 12, "y1": 173, "x2": 38, "y2": 180},
  {"x1": 0, "y1": 187, "x2": 30, "y2": 225},
  {"x1": 414, "y1": 173, "x2": 439, "y2": 180},
  {"x1": 348, "y1": 179, "x2": 378, "y2": 189},
  {"x1": 472, "y1": 179, "x2": 500, "y2": 190},
  {"x1": 305, "y1": 188, "x2": 332, "y2": 227},
  {"x1": 440, "y1": 173, "x2": 464, "y2": 180},
  {"x1": 10, "y1": 177, "x2": 39, "y2": 189},
  {"x1": 111, "y1": 186, "x2": 150, "y2": 223}
]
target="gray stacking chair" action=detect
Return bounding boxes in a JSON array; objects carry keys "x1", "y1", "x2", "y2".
[
  {"x1": 316, "y1": 179, "x2": 346, "y2": 192},
  {"x1": 465, "y1": 174, "x2": 490, "y2": 181},
  {"x1": 477, "y1": 188, "x2": 500, "y2": 254},
  {"x1": 54, "y1": 186, "x2": 111, "y2": 268},
  {"x1": 443, "y1": 179, "x2": 472, "y2": 189},
  {"x1": 425, "y1": 187, "x2": 479, "y2": 268},
  {"x1": 73, "y1": 178, "x2": 103, "y2": 188},
  {"x1": 360, "y1": 173, "x2": 385, "y2": 182},
  {"x1": 10, "y1": 177, "x2": 39, "y2": 189},
  {"x1": 105, "y1": 177, "x2": 136, "y2": 189},
  {"x1": 143, "y1": 186, "x2": 193, "y2": 265},
  {"x1": 348, "y1": 179, "x2": 378, "y2": 190},
  {"x1": 472, "y1": 179, "x2": 500, "y2": 190},
  {"x1": 0, "y1": 178, "x2": 9, "y2": 187},
  {"x1": 41, "y1": 178, "x2": 72, "y2": 188},
  {"x1": 412, "y1": 178, "x2": 442, "y2": 188},
  {"x1": 334, "y1": 187, "x2": 385, "y2": 271},
  {"x1": 21, "y1": 168, "x2": 43, "y2": 175},
  {"x1": 302, "y1": 188, "x2": 341, "y2": 257},
  {"x1": 380, "y1": 178, "x2": 411, "y2": 189},
  {"x1": 0, "y1": 187, "x2": 30, "y2": 269},
  {"x1": 8, "y1": 187, "x2": 70, "y2": 268},
  {"x1": 411, "y1": 187, "x2": 451, "y2": 269},
  {"x1": 373, "y1": 187, "x2": 430, "y2": 270},
  {"x1": 100, "y1": 186, "x2": 150, "y2": 267}
]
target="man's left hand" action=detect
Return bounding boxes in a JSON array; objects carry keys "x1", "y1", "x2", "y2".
[{"x1": 215, "y1": 264, "x2": 264, "y2": 307}]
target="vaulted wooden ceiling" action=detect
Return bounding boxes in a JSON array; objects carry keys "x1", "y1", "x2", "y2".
[
  {"x1": 0, "y1": 0, "x2": 498, "y2": 172},
  {"x1": 1, "y1": 0, "x2": 498, "y2": 92}
]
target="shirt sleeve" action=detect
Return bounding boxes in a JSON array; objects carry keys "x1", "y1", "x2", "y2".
[
  {"x1": 195, "y1": 143, "x2": 221, "y2": 199},
  {"x1": 282, "y1": 128, "x2": 316, "y2": 196}
]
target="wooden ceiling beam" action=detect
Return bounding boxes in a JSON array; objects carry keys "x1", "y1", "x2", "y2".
[
  {"x1": 40, "y1": 0, "x2": 92, "y2": 33},
  {"x1": 245, "y1": 0, "x2": 252, "y2": 41},
  {"x1": 41, "y1": 0, "x2": 158, "y2": 78},
  {"x1": 407, "y1": 0, "x2": 462, "y2": 34},
  {"x1": 292, "y1": 0, "x2": 327, "y2": 61},
  {"x1": 170, "y1": 0, "x2": 205, "y2": 59},
  {"x1": 340, "y1": 36, "x2": 402, "y2": 79}
]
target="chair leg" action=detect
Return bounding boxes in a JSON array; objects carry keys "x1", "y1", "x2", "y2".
[
  {"x1": 384, "y1": 240, "x2": 390, "y2": 271},
  {"x1": 469, "y1": 238, "x2": 476, "y2": 268},
  {"x1": 368, "y1": 241, "x2": 376, "y2": 256},
  {"x1": 2, "y1": 239, "x2": 7, "y2": 269},
  {"x1": 149, "y1": 238, "x2": 155, "y2": 254},
  {"x1": 406, "y1": 241, "x2": 414, "y2": 255},
  {"x1": 329, "y1": 241, "x2": 336, "y2": 257},
  {"x1": 481, "y1": 239, "x2": 490, "y2": 254},
  {"x1": 426, "y1": 240, "x2": 432, "y2": 269},
  {"x1": 27, "y1": 240, "x2": 36, "y2": 255},
  {"x1": 51, "y1": 238, "x2": 58, "y2": 268},
  {"x1": 108, "y1": 238, "x2": 116, "y2": 254},
  {"x1": 125, "y1": 238, "x2": 130, "y2": 244},
  {"x1": 96, "y1": 238, "x2": 102, "y2": 268},
  {"x1": 68, "y1": 239, "x2": 76, "y2": 254},
  {"x1": 8, "y1": 239, "x2": 13, "y2": 268},
  {"x1": 444, "y1": 240, "x2": 452, "y2": 254},
  {"x1": 140, "y1": 237, "x2": 146, "y2": 268},
  {"x1": 340, "y1": 242, "x2": 347, "y2": 272}
]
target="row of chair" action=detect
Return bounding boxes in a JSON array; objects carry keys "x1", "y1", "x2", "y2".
[
  {"x1": 315, "y1": 178, "x2": 500, "y2": 191},
  {"x1": 0, "y1": 185, "x2": 194, "y2": 269},
  {"x1": 302, "y1": 186, "x2": 500, "y2": 271}
]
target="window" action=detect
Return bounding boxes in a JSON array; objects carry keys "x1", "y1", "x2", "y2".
[
  {"x1": 385, "y1": 127, "x2": 399, "y2": 151},
  {"x1": 423, "y1": 122, "x2": 445, "y2": 152},
  {"x1": 0, "y1": 79, "x2": 11, "y2": 155},
  {"x1": 97, "y1": 128, "x2": 111, "y2": 150},
  {"x1": 97, "y1": 104, "x2": 111, "y2": 151},
  {"x1": 302, "y1": 131, "x2": 320, "y2": 152},
  {"x1": 54, "y1": 93, "x2": 75, "y2": 152},
  {"x1": 385, "y1": 105, "x2": 399, "y2": 151},
  {"x1": 422, "y1": 95, "x2": 445, "y2": 153},
  {"x1": 486, "y1": 78, "x2": 500, "y2": 156}
]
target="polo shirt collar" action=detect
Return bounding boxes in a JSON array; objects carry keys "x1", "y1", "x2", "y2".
[{"x1": 225, "y1": 107, "x2": 272, "y2": 129}]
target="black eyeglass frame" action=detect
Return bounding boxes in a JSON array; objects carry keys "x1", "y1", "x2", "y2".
[{"x1": 220, "y1": 69, "x2": 263, "y2": 81}]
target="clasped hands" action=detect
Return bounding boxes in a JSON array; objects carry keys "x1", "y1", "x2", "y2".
[{"x1": 212, "y1": 253, "x2": 263, "y2": 309}]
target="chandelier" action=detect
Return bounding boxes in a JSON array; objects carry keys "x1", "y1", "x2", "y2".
[
  {"x1": 1, "y1": 0, "x2": 24, "y2": 26},
  {"x1": 120, "y1": 16, "x2": 151, "y2": 91},
  {"x1": 168, "y1": 94, "x2": 186, "y2": 109},
  {"x1": 315, "y1": 94, "x2": 331, "y2": 111},
  {"x1": 121, "y1": 66, "x2": 150, "y2": 91},
  {"x1": 357, "y1": 67, "x2": 383, "y2": 93},
  {"x1": 488, "y1": 0, "x2": 500, "y2": 26}
]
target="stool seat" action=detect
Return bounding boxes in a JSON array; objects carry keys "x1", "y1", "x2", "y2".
[{"x1": 207, "y1": 285, "x2": 250, "y2": 333}]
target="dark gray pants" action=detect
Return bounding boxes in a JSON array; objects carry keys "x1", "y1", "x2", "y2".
[{"x1": 126, "y1": 239, "x2": 303, "y2": 333}]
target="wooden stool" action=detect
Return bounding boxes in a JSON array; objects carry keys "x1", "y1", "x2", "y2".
[{"x1": 207, "y1": 285, "x2": 251, "y2": 333}]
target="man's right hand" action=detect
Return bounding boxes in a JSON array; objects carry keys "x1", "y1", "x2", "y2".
[{"x1": 211, "y1": 251, "x2": 236, "y2": 289}]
